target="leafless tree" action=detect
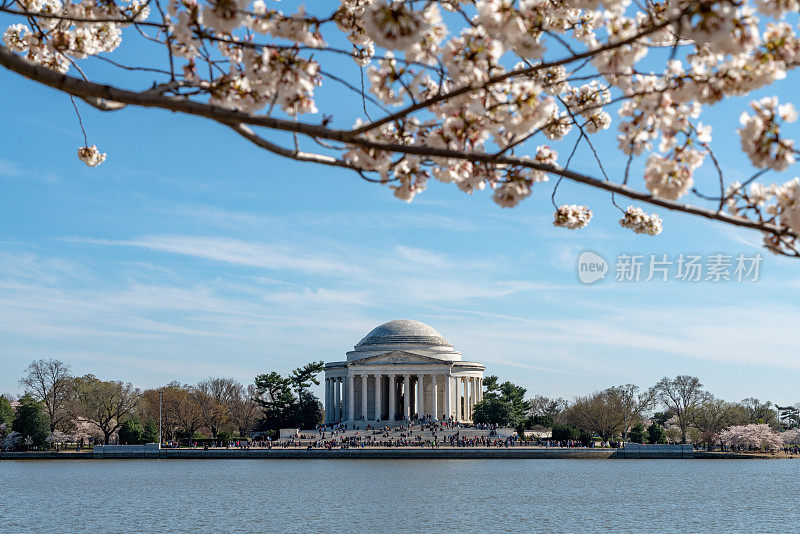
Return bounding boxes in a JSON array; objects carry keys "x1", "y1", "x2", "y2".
[
  {"x1": 528, "y1": 395, "x2": 568, "y2": 422},
  {"x1": 688, "y1": 397, "x2": 741, "y2": 449},
  {"x1": 71, "y1": 374, "x2": 140, "y2": 444},
  {"x1": 738, "y1": 397, "x2": 779, "y2": 428},
  {"x1": 18, "y1": 358, "x2": 73, "y2": 432},
  {"x1": 566, "y1": 384, "x2": 653, "y2": 441},
  {"x1": 169, "y1": 384, "x2": 204, "y2": 440},
  {"x1": 195, "y1": 377, "x2": 242, "y2": 438},
  {"x1": 230, "y1": 384, "x2": 260, "y2": 438},
  {"x1": 654, "y1": 375, "x2": 709, "y2": 444}
]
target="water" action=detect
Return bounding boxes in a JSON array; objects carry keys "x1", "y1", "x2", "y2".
[{"x1": 0, "y1": 459, "x2": 797, "y2": 533}]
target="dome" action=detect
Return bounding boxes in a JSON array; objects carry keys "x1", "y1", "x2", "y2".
[{"x1": 355, "y1": 319, "x2": 450, "y2": 348}]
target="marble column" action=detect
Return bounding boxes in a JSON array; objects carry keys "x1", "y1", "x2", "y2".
[
  {"x1": 341, "y1": 378, "x2": 346, "y2": 420},
  {"x1": 329, "y1": 378, "x2": 334, "y2": 422},
  {"x1": 374, "y1": 374, "x2": 381, "y2": 421},
  {"x1": 444, "y1": 375, "x2": 451, "y2": 421},
  {"x1": 462, "y1": 378, "x2": 468, "y2": 420},
  {"x1": 467, "y1": 378, "x2": 473, "y2": 418},
  {"x1": 467, "y1": 378, "x2": 473, "y2": 419},
  {"x1": 361, "y1": 374, "x2": 368, "y2": 421},
  {"x1": 454, "y1": 377, "x2": 460, "y2": 421},
  {"x1": 347, "y1": 374, "x2": 355, "y2": 422},
  {"x1": 388, "y1": 374, "x2": 395, "y2": 421},
  {"x1": 416, "y1": 375, "x2": 424, "y2": 419},
  {"x1": 468, "y1": 378, "x2": 474, "y2": 419},
  {"x1": 463, "y1": 377, "x2": 468, "y2": 420},
  {"x1": 328, "y1": 378, "x2": 336, "y2": 421},
  {"x1": 403, "y1": 375, "x2": 411, "y2": 420},
  {"x1": 334, "y1": 378, "x2": 341, "y2": 421},
  {"x1": 324, "y1": 379, "x2": 330, "y2": 422},
  {"x1": 431, "y1": 374, "x2": 438, "y2": 420},
  {"x1": 464, "y1": 378, "x2": 470, "y2": 421}
]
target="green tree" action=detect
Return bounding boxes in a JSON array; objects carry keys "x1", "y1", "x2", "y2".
[
  {"x1": 12, "y1": 394, "x2": 50, "y2": 449},
  {"x1": 217, "y1": 430, "x2": 232, "y2": 446},
  {"x1": 628, "y1": 422, "x2": 646, "y2": 443},
  {"x1": 482, "y1": 375, "x2": 501, "y2": 398},
  {"x1": 118, "y1": 417, "x2": 145, "y2": 444},
  {"x1": 551, "y1": 423, "x2": 579, "y2": 441},
  {"x1": 499, "y1": 381, "x2": 528, "y2": 426},
  {"x1": 473, "y1": 397, "x2": 512, "y2": 425},
  {"x1": 289, "y1": 361, "x2": 324, "y2": 422},
  {"x1": 142, "y1": 420, "x2": 159, "y2": 443},
  {"x1": 253, "y1": 372, "x2": 295, "y2": 431},
  {"x1": 647, "y1": 423, "x2": 667, "y2": 444},
  {"x1": 578, "y1": 429, "x2": 593, "y2": 447},
  {"x1": 472, "y1": 378, "x2": 527, "y2": 427},
  {"x1": 0, "y1": 395, "x2": 14, "y2": 427},
  {"x1": 651, "y1": 412, "x2": 673, "y2": 426},
  {"x1": 295, "y1": 390, "x2": 323, "y2": 430}
]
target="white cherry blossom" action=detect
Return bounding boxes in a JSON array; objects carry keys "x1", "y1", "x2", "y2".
[
  {"x1": 619, "y1": 206, "x2": 662, "y2": 236},
  {"x1": 553, "y1": 205, "x2": 593, "y2": 229},
  {"x1": 77, "y1": 145, "x2": 107, "y2": 167}
]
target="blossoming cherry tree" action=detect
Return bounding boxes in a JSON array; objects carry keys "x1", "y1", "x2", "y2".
[{"x1": 3, "y1": 0, "x2": 800, "y2": 254}]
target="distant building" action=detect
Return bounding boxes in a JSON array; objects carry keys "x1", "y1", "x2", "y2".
[{"x1": 323, "y1": 320, "x2": 485, "y2": 425}]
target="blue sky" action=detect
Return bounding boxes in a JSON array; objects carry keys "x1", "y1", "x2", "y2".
[{"x1": 2, "y1": 8, "x2": 800, "y2": 405}]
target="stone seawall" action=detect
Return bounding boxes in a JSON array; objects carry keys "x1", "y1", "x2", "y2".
[
  {"x1": 1, "y1": 448, "x2": 616, "y2": 460},
  {"x1": 157, "y1": 448, "x2": 617, "y2": 460},
  {"x1": 613, "y1": 444, "x2": 694, "y2": 459},
  {"x1": 2, "y1": 446, "x2": 775, "y2": 460}
]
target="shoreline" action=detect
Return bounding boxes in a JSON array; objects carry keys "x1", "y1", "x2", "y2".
[{"x1": 0, "y1": 448, "x2": 781, "y2": 460}]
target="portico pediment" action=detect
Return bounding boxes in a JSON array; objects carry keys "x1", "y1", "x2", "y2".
[{"x1": 349, "y1": 350, "x2": 449, "y2": 366}]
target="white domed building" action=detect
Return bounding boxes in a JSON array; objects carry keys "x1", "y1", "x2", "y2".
[{"x1": 323, "y1": 320, "x2": 485, "y2": 425}]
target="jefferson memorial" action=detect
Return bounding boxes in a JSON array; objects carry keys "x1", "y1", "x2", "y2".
[{"x1": 323, "y1": 320, "x2": 485, "y2": 425}]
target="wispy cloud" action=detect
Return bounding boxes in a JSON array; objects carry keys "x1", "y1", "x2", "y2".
[
  {"x1": 66, "y1": 235, "x2": 358, "y2": 275},
  {"x1": 0, "y1": 158, "x2": 60, "y2": 183},
  {"x1": 0, "y1": 159, "x2": 21, "y2": 177}
]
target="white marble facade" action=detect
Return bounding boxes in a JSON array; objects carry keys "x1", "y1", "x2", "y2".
[{"x1": 323, "y1": 320, "x2": 485, "y2": 424}]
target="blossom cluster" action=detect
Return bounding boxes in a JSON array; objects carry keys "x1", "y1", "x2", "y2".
[
  {"x1": 77, "y1": 145, "x2": 107, "y2": 167},
  {"x1": 643, "y1": 146, "x2": 704, "y2": 201},
  {"x1": 725, "y1": 177, "x2": 800, "y2": 253},
  {"x1": 737, "y1": 97, "x2": 797, "y2": 172},
  {"x1": 783, "y1": 428, "x2": 800, "y2": 445},
  {"x1": 3, "y1": 0, "x2": 147, "y2": 74},
  {"x1": 553, "y1": 205, "x2": 593, "y2": 229},
  {"x1": 618, "y1": 206, "x2": 663, "y2": 236},
  {"x1": 719, "y1": 424, "x2": 783, "y2": 451}
]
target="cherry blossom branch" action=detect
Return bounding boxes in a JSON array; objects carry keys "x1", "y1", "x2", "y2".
[
  {"x1": 351, "y1": 17, "x2": 675, "y2": 136},
  {"x1": 1, "y1": 43, "x2": 794, "y2": 241}
]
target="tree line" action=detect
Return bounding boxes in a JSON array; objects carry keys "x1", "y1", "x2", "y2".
[
  {"x1": 472, "y1": 374, "x2": 798, "y2": 448},
  {"x1": 1, "y1": 359, "x2": 326, "y2": 450},
  {"x1": 3, "y1": 361, "x2": 798, "y2": 451}
]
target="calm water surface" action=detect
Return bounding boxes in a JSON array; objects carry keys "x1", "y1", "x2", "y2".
[{"x1": 1, "y1": 459, "x2": 798, "y2": 533}]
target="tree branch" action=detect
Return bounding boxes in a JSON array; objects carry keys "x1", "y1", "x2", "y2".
[
  {"x1": 225, "y1": 122, "x2": 364, "y2": 170},
  {"x1": 2, "y1": 44, "x2": 795, "y2": 241}
]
